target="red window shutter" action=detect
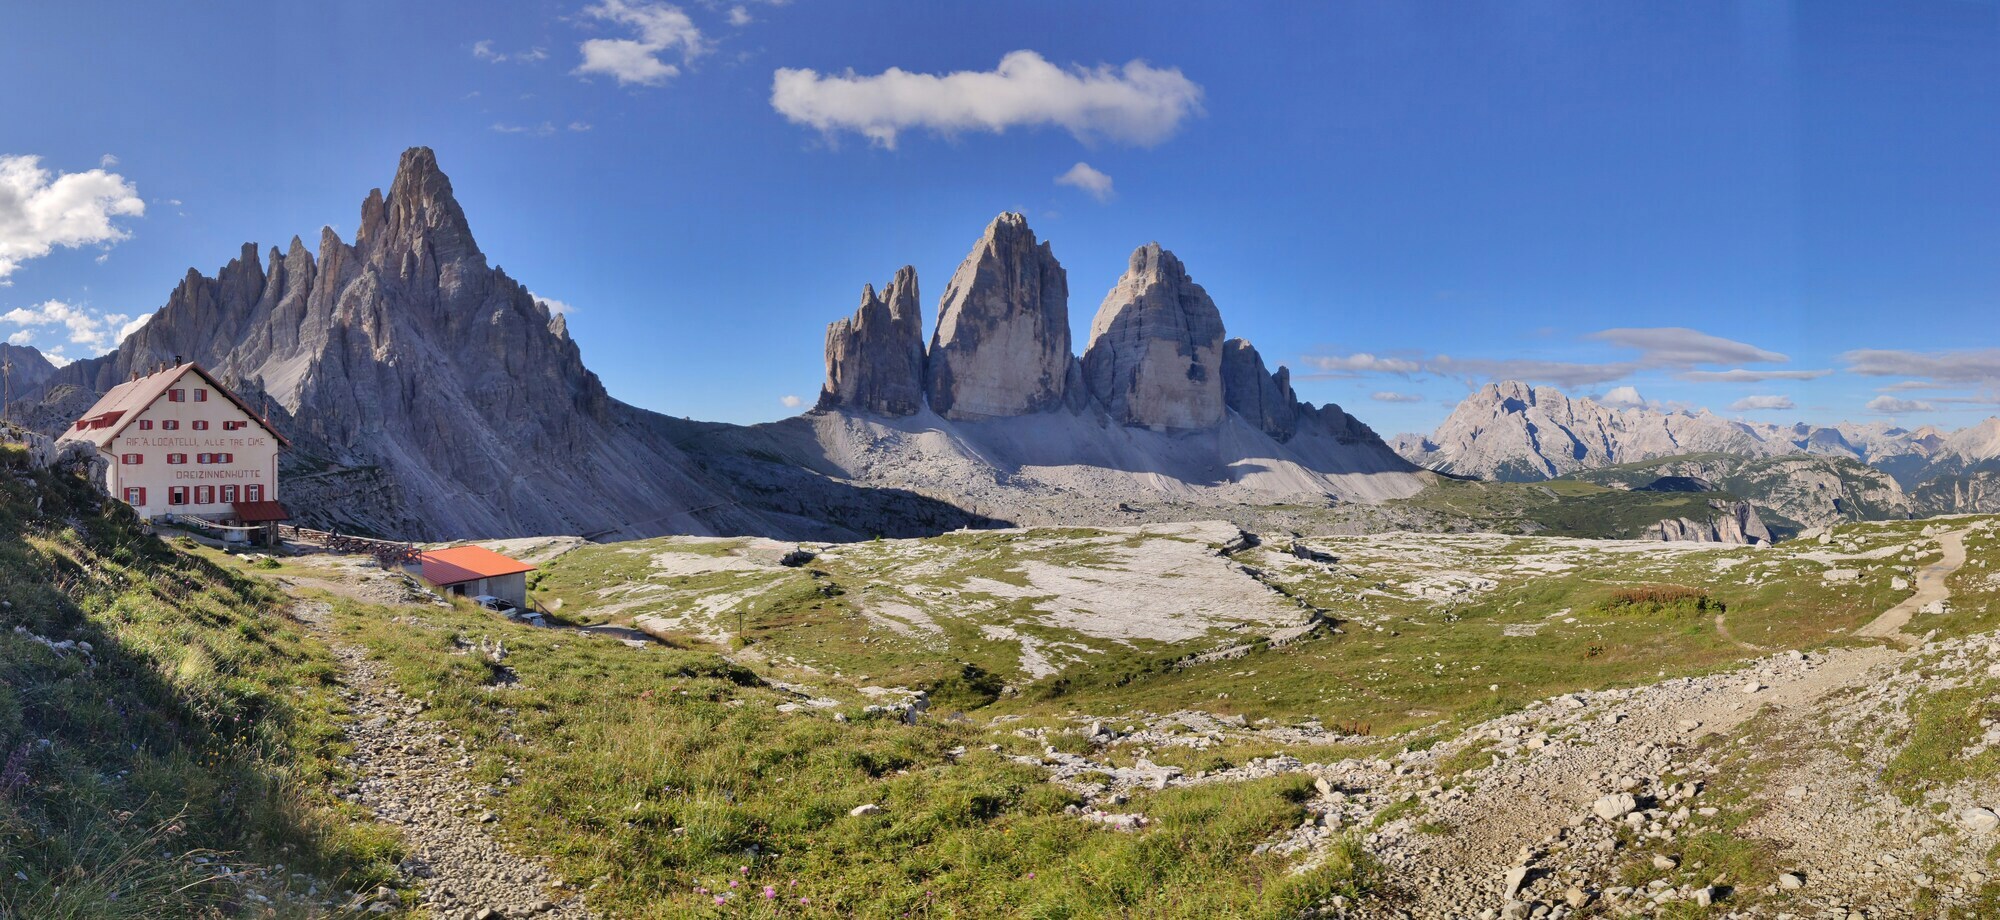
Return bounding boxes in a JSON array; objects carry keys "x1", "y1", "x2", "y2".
[
  {"x1": 169, "y1": 389, "x2": 183, "y2": 402},
  {"x1": 136, "y1": 488, "x2": 147, "y2": 506},
  {"x1": 194, "y1": 390, "x2": 207, "y2": 402},
  {"x1": 193, "y1": 420, "x2": 208, "y2": 430},
  {"x1": 139, "y1": 420, "x2": 153, "y2": 430}
]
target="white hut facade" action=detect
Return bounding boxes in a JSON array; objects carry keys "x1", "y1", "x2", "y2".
[{"x1": 58, "y1": 362, "x2": 289, "y2": 524}]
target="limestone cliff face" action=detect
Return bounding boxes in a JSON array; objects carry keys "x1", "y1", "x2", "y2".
[
  {"x1": 1082, "y1": 244, "x2": 1226, "y2": 431},
  {"x1": 0, "y1": 344, "x2": 56, "y2": 397},
  {"x1": 818, "y1": 267, "x2": 926, "y2": 416},
  {"x1": 1221, "y1": 338, "x2": 1299, "y2": 441},
  {"x1": 1643, "y1": 499, "x2": 1772, "y2": 545},
  {"x1": 925, "y1": 213, "x2": 1072, "y2": 420},
  {"x1": 26, "y1": 148, "x2": 761, "y2": 541}
]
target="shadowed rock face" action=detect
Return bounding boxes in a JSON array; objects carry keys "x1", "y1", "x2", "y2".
[
  {"x1": 0, "y1": 344, "x2": 57, "y2": 399},
  {"x1": 819, "y1": 267, "x2": 926, "y2": 416},
  {"x1": 1220, "y1": 338, "x2": 1298, "y2": 441},
  {"x1": 925, "y1": 213, "x2": 1072, "y2": 420},
  {"x1": 1083, "y1": 244, "x2": 1226, "y2": 431}
]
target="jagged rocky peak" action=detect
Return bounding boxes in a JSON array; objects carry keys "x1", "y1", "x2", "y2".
[
  {"x1": 925, "y1": 212, "x2": 1073, "y2": 420},
  {"x1": 358, "y1": 146, "x2": 482, "y2": 271},
  {"x1": 1220, "y1": 338, "x2": 1298, "y2": 441},
  {"x1": 819, "y1": 266, "x2": 926, "y2": 416},
  {"x1": 0, "y1": 343, "x2": 57, "y2": 392},
  {"x1": 1083, "y1": 243, "x2": 1227, "y2": 431}
]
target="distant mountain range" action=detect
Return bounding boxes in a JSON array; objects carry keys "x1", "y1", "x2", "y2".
[
  {"x1": 1392, "y1": 381, "x2": 2000, "y2": 514},
  {"x1": 10, "y1": 148, "x2": 1423, "y2": 541}
]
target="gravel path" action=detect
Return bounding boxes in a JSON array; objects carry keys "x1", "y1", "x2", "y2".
[
  {"x1": 1855, "y1": 527, "x2": 1968, "y2": 644},
  {"x1": 293, "y1": 601, "x2": 596, "y2": 920}
]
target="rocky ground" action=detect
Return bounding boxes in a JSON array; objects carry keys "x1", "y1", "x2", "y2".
[
  {"x1": 291, "y1": 600, "x2": 595, "y2": 920},
  {"x1": 1004, "y1": 526, "x2": 1998, "y2": 918}
]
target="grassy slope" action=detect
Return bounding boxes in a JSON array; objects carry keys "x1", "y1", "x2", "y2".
[
  {"x1": 322, "y1": 598, "x2": 1373, "y2": 919},
  {"x1": 0, "y1": 443, "x2": 398, "y2": 919}
]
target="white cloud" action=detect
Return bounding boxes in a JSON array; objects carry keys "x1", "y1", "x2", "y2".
[
  {"x1": 1678, "y1": 368, "x2": 1831, "y2": 383},
  {"x1": 1599, "y1": 386, "x2": 1647, "y2": 409},
  {"x1": 1867, "y1": 395, "x2": 1935, "y2": 414},
  {"x1": 493, "y1": 121, "x2": 558, "y2": 137},
  {"x1": 575, "y1": 0, "x2": 707, "y2": 87},
  {"x1": 5, "y1": 329, "x2": 29, "y2": 345},
  {"x1": 727, "y1": 5, "x2": 751, "y2": 25},
  {"x1": 1304, "y1": 353, "x2": 1424, "y2": 376},
  {"x1": 117, "y1": 312, "x2": 151, "y2": 343},
  {"x1": 98, "y1": 154, "x2": 118, "y2": 168},
  {"x1": 531, "y1": 292, "x2": 575, "y2": 316},
  {"x1": 1055, "y1": 162, "x2": 1114, "y2": 202},
  {"x1": 0, "y1": 298, "x2": 134, "y2": 354},
  {"x1": 0, "y1": 155, "x2": 145, "y2": 280},
  {"x1": 568, "y1": 121, "x2": 593, "y2": 132},
  {"x1": 1844, "y1": 348, "x2": 2000, "y2": 386},
  {"x1": 1728, "y1": 394, "x2": 1795, "y2": 411},
  {"x1": 477, "y1": 40, "x2": 549, "y2": 64},
  {"x1": 1370, "y1": 391, "x2": 1424, "y2": 404},
  {"x1": 780, "y1": 394, "x2": 803, "y2": 408},
  {"x1": 1588, "y1": 327, "x2": 1788, "y2": 367},
  {"x1": 42, "y1": 348, "x2": 70, "y2": 367},
  {"x1": 771, "y1": 50, "x2": 1203, "y2": 149}
]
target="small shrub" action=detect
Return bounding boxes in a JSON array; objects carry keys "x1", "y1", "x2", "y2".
[{"x1": 1602, "y1": 585, "x2": 1721, "y2": 616}]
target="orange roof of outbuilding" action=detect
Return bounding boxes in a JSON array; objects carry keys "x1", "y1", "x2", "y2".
[{"x1": 417, "y1": 545, "x2": 537, "y2": 586}]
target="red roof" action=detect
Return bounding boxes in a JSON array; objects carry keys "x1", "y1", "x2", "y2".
[
  {"x1": 231, "y1": 500, "x2": 292, "y2": 523},
  {"x1": 58, "y1": 363, "x2": 290, "y2": 450},
  {"x1": 418, "y1": 545, "x2": 537, "y2": 586}
]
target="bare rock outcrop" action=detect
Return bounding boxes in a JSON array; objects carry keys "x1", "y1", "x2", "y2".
[
  {"x1": 818, "y1": 267, "x2": 926, "y2": 416},
  {"x1": 925, "y1": 213, "x2": 1072, "y2": 420},
  {"x1": 1643, "y1": 499, "x2": 1772, "y2": 545},
  {"x1": 1082, "y1": 244, "x2": 1226, "y2": 431},
  {"x1": 1221, "y1": 338, "x2": 1299, "y2": 441}
]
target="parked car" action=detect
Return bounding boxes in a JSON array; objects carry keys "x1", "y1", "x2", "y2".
[{"x1": 473, "y1": 595, "x2": 547, "y2": 627}]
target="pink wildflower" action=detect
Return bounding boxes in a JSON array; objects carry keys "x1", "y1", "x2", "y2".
[{"x1": 762, "y1": 886, "x2": 777, "y2": 899}]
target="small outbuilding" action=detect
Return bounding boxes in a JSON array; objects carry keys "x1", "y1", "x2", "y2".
[{"x1": 416, "y1": 545, "x2": 537, "y2": 609}]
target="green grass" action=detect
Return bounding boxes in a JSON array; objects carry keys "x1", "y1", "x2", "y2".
[
  {"x1": 0, "y1": 451, "x2": 398, "y2": 918},
  {"x1": 324, "y1": 598, "x2": 1373, "y2": 918},
  {"x1": 1879, "y1": 679, "x2": 2000, "y2": 804}
]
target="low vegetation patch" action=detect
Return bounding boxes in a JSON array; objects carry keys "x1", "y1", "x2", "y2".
[
  {"x1": 0, "y1": 463, "x2": 396, "y2": 919},
  {"x1": 1602, "y1": 585, "x2": 1722, "y2": 616}
]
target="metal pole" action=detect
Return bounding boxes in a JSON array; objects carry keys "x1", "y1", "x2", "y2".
[{"x1": 1, "y1": 354, "x2": 12, "y2": 425}]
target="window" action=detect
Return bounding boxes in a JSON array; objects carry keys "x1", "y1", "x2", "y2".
[
  {"x1": 222, "y1": 420, "x2": 241, "y2": 431},
  {"x1": 168, "y1": 487, "x2": 188, "y2": 506},
  {"x1": 120, "y1": 453, "x2": 143, "y2": 465},
  {"x1": 192, "y1": 420, "x2": 209, "y2": 431},
  {"x1": 193, "y1": 389, "x2": 208, "y2": 402},
  {"x1": 246, "y1": 485, "x2": 264, "y2": 502},
  {"x1": 220, "y1": 452, "x2": 234, "y2": 463},
  {"x1": 161, "y1": 420, "x2": 179, "y2": 431},
  {"x1": 167, "y1": 453, "x2": 186, "y2": 465},
  {"x1": 139, "y1": 420, "x2": 154, "y2": 431},
  {"x1": 168, "y1": 389, "x2": 185, "y2": 402},
  {"x1": 195, "y1": 486, "x2": 215, "y2": 504},
  {"x1": 124, "y1": 487, "x2": 147, "y2": 506},
  {"x1": 221, "y1": 485, "x2": 239, "y2": 503}
]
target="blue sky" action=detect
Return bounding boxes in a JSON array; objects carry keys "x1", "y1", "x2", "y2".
[{"x1": 3, "y1": 1, "x2": 1997, "y2": 436}]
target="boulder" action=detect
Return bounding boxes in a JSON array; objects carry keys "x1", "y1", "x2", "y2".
[
  {"x1": 925, "y1": 213, "x2": 1071, "y2": 420},
  {"x1": 1082, "y1": 243, "x2": 1226, "y2": 431},
  {"x1": 818, "y1": 267, "x2": 927, "y2": 416}
]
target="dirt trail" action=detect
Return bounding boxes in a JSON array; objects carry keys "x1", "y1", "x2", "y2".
[
  {"x1": 1855, "y1": 527, "x2": 1968, "y2": 643},
  {"x1": 1362, "y1": 528, "x2": 1984, "y2": 916},
  {"x1": 291, "y1": 600, "x2": 595, "y2": 920}
]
